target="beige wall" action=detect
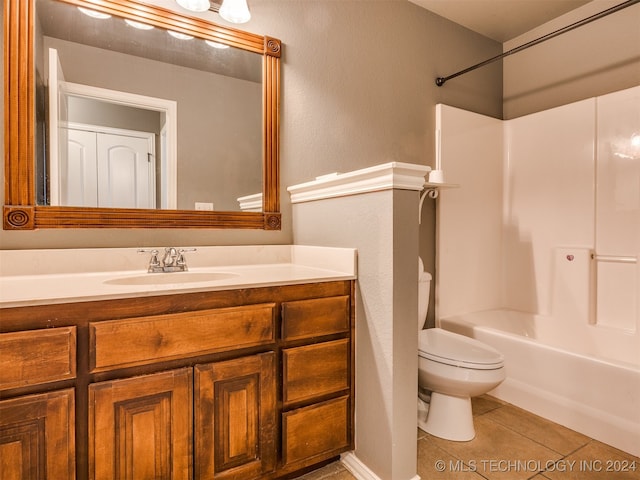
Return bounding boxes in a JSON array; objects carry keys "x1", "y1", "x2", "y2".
[
  {"x1": 1, "y1": 0, "x2": 502, "y2": 250},
  {"x1": 503, "y1": 0, "x2": 640, "y2": 119}
]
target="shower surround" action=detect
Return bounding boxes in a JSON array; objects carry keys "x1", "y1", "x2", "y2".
[{"x1": 435, "y1": 86, "x2": 640, "y2": 456}]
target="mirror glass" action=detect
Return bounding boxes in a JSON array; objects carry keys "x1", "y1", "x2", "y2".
[{"x1": 35, "y1": 0, "x2": 263, "y2": 212}]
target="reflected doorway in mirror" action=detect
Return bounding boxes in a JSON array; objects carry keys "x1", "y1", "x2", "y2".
[{"x1": 47, "y1": 48, "x2": 178, "y2": 209}]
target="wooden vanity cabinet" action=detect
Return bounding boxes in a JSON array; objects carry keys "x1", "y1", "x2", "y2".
[{"x1": 0, "y1": 280, "x2": 354, "y2": 480}]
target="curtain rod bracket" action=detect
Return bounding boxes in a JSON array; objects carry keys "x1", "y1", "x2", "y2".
[{"x1": 435, "y1": 0, "x2": 638, "y2": 87}]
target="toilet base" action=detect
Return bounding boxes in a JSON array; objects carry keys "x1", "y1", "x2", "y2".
[
  {"x1": 419, "y1": 391, "x2": 475, "y2": 441},
  {"x1": 417, "y1": 397, "x2": 429, "y2": 430}
]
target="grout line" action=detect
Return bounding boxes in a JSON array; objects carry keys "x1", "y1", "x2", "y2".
[
  {"x1": 477, "y1": 403, "x2": 592, "y2": 457},
  {"x1": 417, "y1": 434, "x2": 492, "y2": 480}
]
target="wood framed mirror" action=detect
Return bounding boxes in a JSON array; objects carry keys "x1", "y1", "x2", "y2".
[{"x1": 4, "y1": 0, "x2": 281, "y2": 230}]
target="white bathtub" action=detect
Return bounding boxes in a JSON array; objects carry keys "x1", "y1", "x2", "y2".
[{"x1": 439, "y1": 309, "x2": 640, "y2": 458}]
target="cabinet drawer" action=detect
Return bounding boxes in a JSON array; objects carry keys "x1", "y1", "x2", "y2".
[
  {"x1": 281, "y1": 295, "x2": 349, "y2": 341},
  {"x1": 0, "y1": 327, "x2": 76, "y2": 390},
  {"x1": 282, "y1": 396, "x2": 350, "y2": 467},
  {"x1": 282, "y1": 339, "x2": 349, "y2": 405},
  {"x1": 90, "y1": 303, "x2": 275, "y2": 372}
]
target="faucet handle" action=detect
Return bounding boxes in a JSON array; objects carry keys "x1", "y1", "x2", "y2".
[
  {"x1": 176, "y1": 248, "x2": 197, "y2": 267},
  {"x1": 138, "y1": 249, "x2": 161, "y2": 271}
]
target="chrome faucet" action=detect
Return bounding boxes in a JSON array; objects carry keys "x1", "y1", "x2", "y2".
[
  {"x1": 163, "y1": 247, "x2": 179, "y2": 268},
  {"x1": 138, "y1": 247, "x2": 197, "y2": 273}
]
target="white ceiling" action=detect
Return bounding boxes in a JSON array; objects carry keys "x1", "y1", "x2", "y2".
[{"x1": 409, "y1": 0, "x2": 593, "y2": 42}]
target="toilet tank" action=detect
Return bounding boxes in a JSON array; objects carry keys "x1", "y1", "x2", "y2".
[{"x1": 419, "y1": 267, "x2": 432, "y2": 331}]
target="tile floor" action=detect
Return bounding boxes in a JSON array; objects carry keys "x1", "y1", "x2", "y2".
[{"x1": 294, "y1": 395, "x2": 640, "y2": 480}]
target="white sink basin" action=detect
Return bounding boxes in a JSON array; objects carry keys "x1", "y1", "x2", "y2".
[{"x1": 104, "y1": 271, "x2": 239, "y2": 286}]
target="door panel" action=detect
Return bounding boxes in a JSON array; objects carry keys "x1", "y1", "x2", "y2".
[
  {"x1": 195, "y1": 353, "x2": 276, "y2": 480},
  {"x1": 97, "y1": 133, "x2": 155, "y2": 208},
  {"x1": 89, "y1": 368, "x2": 192, "y2": 480},
  {"x1": 0, "y1": 389, "x2": 75, "y2": 480},
  {"x1": 64, "y1": 128, "x2": 98, "y2": 207}
]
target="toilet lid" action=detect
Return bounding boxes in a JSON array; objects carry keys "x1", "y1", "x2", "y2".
[{"x1": 418, "y1": 328, "x2": 504, "y2": 370}]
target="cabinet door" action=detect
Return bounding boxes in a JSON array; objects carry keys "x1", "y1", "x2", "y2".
[
  {"x1": 88, "y1": 368, "x2": 192, "y2": 480},
  {"x1": 195, "y1": 352, "x2": 276, "y2": 480},
  {"x1": 0, "y1": 389, "x2": 75, "y2": 480}
]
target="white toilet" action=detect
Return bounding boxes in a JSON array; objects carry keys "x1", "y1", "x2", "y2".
[{"x1": 417, "y1": 262, "x2": 505, "y2": 441}]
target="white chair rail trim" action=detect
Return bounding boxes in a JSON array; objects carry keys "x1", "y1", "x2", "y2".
[{"x1": 287, "y1": 162, "x2": 431, "y2": 204}]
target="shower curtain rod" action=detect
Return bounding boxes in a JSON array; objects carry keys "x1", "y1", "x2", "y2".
[{"x1": 435, "y1": 0, "x2": 639, "y2": 87}]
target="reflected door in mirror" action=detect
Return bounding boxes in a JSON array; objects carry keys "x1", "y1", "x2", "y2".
[{"x1": 62, "y1": 128, "x2": 155, "y2": 208}]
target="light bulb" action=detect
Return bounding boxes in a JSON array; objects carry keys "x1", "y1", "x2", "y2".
[
  {"x1": 175, "y1": 0, "x2": 211, "y2": 12},
  {"x1": 124, "y1": 19, "x2": 154, "y2": 30},
  {"x1": 168, "y1": 31, "x2": 194, "y2": 40},
  {"x1": 78, "y1": 7, "x2": 111, "y2": 19},
  {"x1": 205, "y1": 40, "x2": 230, "y2": 49},
  {"x1": 219, "y1": 0, "x2": 251, "y2": 24}
]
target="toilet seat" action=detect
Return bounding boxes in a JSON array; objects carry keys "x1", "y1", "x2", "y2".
[{"x1": 419, "y1": 328, "x2": 504, "y2": 370}]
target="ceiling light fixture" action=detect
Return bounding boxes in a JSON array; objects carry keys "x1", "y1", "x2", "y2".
[
  {"x1": 205, "y1": 40, "x2": 230, "y2": 49},
  {"x1": 219, "y1": 0, "x2": 251, "y2": 24},
  {"x1": 77, "y1": 7, "x2": 111, "y2": 19},
  {"x1": 168, "y1": 31, "x2": 194, "y2": 40},
  {"x1": 124, "y1": 19, "x2": 154, "y2": 30},
  {"x1": 175, "y1": 0, "x2": 211, "y2": 12}
]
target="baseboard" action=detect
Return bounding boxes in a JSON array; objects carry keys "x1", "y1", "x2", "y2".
[{"x1": 341, "y1": 452, "x2": 421, "y2": 480}]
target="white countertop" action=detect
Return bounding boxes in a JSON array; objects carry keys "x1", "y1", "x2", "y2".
[{"x1": 0, "y1": 245, "x2": 357, "y2": 308}]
